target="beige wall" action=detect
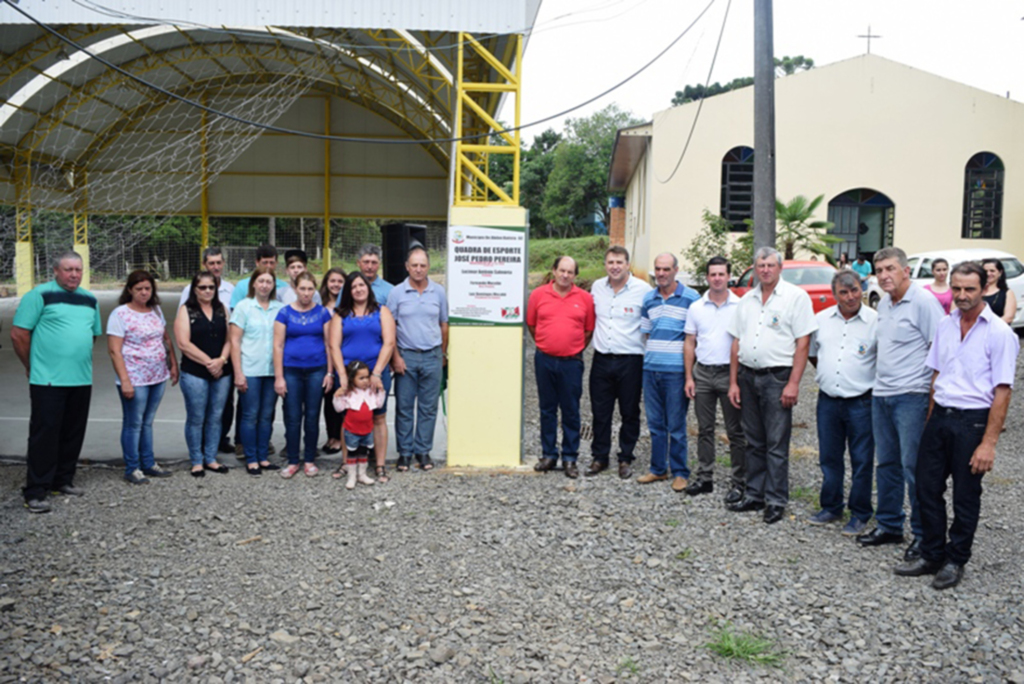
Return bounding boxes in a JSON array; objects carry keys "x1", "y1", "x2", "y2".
[
  {"x1": 638, "y1": 55, "x2": 1024, "y2": 265},
  {"x1": 624, "y1": 144, "x2": 652, "y2": 276}
]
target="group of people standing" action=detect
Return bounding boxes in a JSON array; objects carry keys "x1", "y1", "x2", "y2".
[
  {"x1": 12, "y1": 243, "x2": 448, "y2": 512},
  {"x1": 527, "y1": 244, "x2": 1016, "y2": 590}
]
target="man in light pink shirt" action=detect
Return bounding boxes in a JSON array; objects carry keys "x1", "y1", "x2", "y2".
[{"x1": 894, "y1": 261, "x2": 1018, "y2": 590}]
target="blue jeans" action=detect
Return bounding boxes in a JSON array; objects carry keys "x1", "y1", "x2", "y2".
[
  {"x1": 394, "y1": 347, "x2": 443, "y2": 457},
  {"x1": 643, "y1": 370, "x2": 689, "y2": 478},
  {"x1": 816, "y1": 393, "x2": 874, "y2": 522},
  {"x1": 180, "y1": 372, "x2": 232, "y2": 467},
  {"x1": 118, "y1": 381, "x2": 166, "y2": 476},
  {"x1": 283, "y1": 365, "x2": 325, "y2": 464},
  {"x1": 239, "y1": 376, "x2": 277, "y2": 465},
  {"x1": 534, "y1": 350, "x2": 584, "y2": 462},
  {"x1": 344, "y1": 429, "x2": 375, "y2": 450},
  {"x1": 872, "y1": 393, "x2": 929, "y2": 538}
]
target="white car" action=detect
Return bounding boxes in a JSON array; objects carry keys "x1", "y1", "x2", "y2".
[{"x1": 864, "y1": 248, "x2": 1024, "y2": 329}]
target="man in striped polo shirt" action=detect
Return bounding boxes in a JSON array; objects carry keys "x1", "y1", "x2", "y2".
[{"x1": 638, "y1": 253, "x2": 700, "y2": 491}]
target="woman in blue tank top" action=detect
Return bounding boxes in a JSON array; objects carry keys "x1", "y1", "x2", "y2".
[{"x1": 329, "y1": 273, "x2": 396, "y2": 481}]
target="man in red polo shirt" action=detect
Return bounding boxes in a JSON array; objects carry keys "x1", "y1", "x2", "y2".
[{"x1": 527, "y1": 256, "x2": 595, "y2": 478}]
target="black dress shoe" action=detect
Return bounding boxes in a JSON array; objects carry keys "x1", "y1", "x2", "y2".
[
  {"x1": 618, "y1": 462, "x2": 633, "y2": 480},
  {"x1": 727, "y1": 497, "x2": 765, "y2": 512},
  {"x1": 564, "y1": 462, "x2": 579, "y2": 479},
  {"x1": 903, "y1": 539, "x2": 922, "y2": 562},
  {"x1": 534, "y1": 457, "x2": 558, "y2": 473},
  {"x1": 893, "y1": 557, "x2": 943, "y2": 577},
  {"x1": 932, "y1": 562, "x2": 964, "y2": 590},
  {"x1": 724, "y1": 486, "x2": 744, "y2": 505},
  {"x1": 856, "y1": 527, "x2": 905, "y2": 547},
  {"x1": 763, "y1": 505, "x2": 785, "y2": 524},
  {"x1": 684, "y1": 480, "x2": 713, "y2": 496},
  {"x1": 584, "y1": 461, "x2": 608, "y2": 477}
]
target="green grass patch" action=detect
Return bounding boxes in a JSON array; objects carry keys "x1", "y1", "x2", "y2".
[
  {"x1": 675, "y1": 548, "x2": 694, "y2": 561},
  {"x1": 705, "y1": 623, "x2": 785, "y2": 667},
  {"x1": 528, "y1": 235, "x2": 609, "y2": 274},
  {"x1": 789, "y1": 485, "x2": 818, "y2": 507},
  {"x1": 665, "y1": 519, "x2": 681, "y2": 528},
  {"x1": 616, "y1": 656, "x2": 641, "y2": 678}
]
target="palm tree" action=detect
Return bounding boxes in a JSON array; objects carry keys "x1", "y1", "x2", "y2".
[{"x1": 774, "y1": 194, "x2": 841, "y2": 262}]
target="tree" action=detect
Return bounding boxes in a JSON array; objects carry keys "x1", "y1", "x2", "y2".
[
  {"x1": 742, "y1": 194, "x2": 840, "y2": 262},
  {"x1": 541, "y1": 104, "x2": 642, "y2": 237},
  {"x1": 671, "y1": 56, "x2": 813, "y2": 106},
  {"x1": 682, "y1": 209, "x2": 754, "y2": 288}
]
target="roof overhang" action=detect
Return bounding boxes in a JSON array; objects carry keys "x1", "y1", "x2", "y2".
[{"x1": 607, "y1": 122, "x2": 651, "y2": 191}]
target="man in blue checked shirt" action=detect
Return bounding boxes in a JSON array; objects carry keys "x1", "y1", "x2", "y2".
[{"x1": 638, "y1": 253, "x2": 700, "y2": 492}]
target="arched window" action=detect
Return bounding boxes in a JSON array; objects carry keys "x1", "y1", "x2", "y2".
[
  {"x1": 962, "y1": 152, "x2": 1004, "y2": 239},
  {"x1": 721, "y1": 146, "x2": 754, "y2": 232}
]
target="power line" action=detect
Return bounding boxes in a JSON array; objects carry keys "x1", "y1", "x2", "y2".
[
  {"x1": 1, "y1": 0, "x2": 718, "y2": 147},
  {"x1": 655, "y1": 0, "x2": 732, "y2": 184}
]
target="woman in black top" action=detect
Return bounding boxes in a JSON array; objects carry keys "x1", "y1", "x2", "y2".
[
  {"x1": 981, "y1": 258, "x2": 1017, "y2": 326},
  {"x1": 174, "y1": 271, "x2": 233, "y2": 477}
]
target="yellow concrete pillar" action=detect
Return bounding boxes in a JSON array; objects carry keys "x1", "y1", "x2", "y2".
[
  {"x1": 446, "y1": 205, "x2": 527, "y2": 467},
  {"x1": 74, "y1": 171, "x2": 90, "y2": 291},
  {"x1": 15, "y1": 241, "x2": 33, "y2": 296},
  {"x1": 14, "y1": 151, "x2": 34, "y2": 295}
]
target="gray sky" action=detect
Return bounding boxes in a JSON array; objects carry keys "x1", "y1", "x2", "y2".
[{"x1": 504, "y1": 0, "x2": 1024, "y2": 136}]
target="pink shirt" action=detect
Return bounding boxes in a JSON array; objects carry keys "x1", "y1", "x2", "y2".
[
  {"x1": 927, "y1": 305, "x2": 1018, "y2": 409},
  {"x1": 924, "y1": 284, "x2": 953, "y2": 314}
]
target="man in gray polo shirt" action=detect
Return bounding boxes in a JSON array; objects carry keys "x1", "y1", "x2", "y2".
[
  {"x1": 856, "y1": 247, "x2": 944, "y2": 561},
  {"x1": 387, "y1": 246, "x2": 449, "y2": 472}
]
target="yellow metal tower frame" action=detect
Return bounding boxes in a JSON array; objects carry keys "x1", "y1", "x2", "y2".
[{"x1": 453, "y1": 33, "x2": 522, "y2": 206}]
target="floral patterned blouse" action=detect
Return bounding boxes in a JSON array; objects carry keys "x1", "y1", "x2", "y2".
[{"x1": 106, "y1": 305, "x2": 170, "y2": 387}]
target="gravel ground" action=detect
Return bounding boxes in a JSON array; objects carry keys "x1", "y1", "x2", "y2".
[{"x1": 2, "y1": 342, "x2": 1024, "y2": 683}]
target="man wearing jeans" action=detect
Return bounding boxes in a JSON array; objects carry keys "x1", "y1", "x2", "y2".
[
  {"x1": 11, "y1": 251, "x2": 102, "y2": 513},
  {"x1": 683, "y1": 256, "x2": 746, "y2": 504},
  {"x1": 639, "y1": 253, "x2": 700, "y2": 492},
  {"x1": 387, "y1": 246, "x2": 448, "y2": 472},
  {"x1": 727, "y1": 247, "x2": 817, "y2": 524},
  {"x1": 856, "y1": 247, "x2": 944, "y2": 561},
  {"x1": 807, "y1": 270, "x2": 877, "y2": 536},
  {"x1": 527, "y1": 256, "x2": 595, "y2": 479},
  {"x1": 586, "y1": 246, "x2": 650, "y2": 480},
  {"x1": 894, "y1": 261, "x2": 1017, "y2": 589}
]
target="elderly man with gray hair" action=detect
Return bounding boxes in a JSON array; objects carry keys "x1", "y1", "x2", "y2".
[
  {"x1": 807, "y1": 269, "x2": 877, "y2": 535},
  {"x1": 726, "y1": 247, "x2": 817, "y2": 524},
  {"x1": 357, "y1": 244, "x2": 394, "y2": 304}
]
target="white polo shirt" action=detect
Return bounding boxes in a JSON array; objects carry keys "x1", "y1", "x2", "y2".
[
  {"x1": 591, "y1": 275, "x2": 652, "y2": 355},
  {"x1": 728, "y1": 279, "x2": 818, "y2": 369},
  {"x1": 809, "y1": 304, "x2": 878, "y2": 398},
  {"x1": 684, "y1": 290, "x2": 739, "y2": 366}
]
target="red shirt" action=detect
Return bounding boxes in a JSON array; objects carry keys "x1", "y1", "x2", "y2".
[
  {"x1": 343, "y1": 402, "x2": 374, "y2": 435},
  {"x1": 526, "y1": 283, "x2": 595, "y2": 356}
]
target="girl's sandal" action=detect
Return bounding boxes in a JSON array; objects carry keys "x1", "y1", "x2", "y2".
[
  {"x1": 375, "y1": 465, "x2": 389, "y2": 484},
  {"x1": 332, "y1": 463, "x2": 346, "y2": 480}
]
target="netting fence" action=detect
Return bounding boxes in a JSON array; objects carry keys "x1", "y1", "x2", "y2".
[{"x1": 0, "y1": 212, "x2": 447, "y2": 286}]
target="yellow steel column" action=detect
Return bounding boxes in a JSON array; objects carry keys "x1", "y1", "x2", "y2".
[
  {"x1": 200, "y1": 104, "x2": 210, "y2": 267},
  {"x1": 73, "y1": 169, "x2": 90, "y2": 291},
  {"x1": 447, "y1": 34, "x2": 525, "y2": 468},
  {"x1": 14, "y1": 150, "x2": 34, "y2": 295},
  {"x1": 323, "y1": 96, "x2": 332, "y2": 271}
]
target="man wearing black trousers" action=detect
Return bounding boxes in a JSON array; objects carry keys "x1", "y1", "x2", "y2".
[
  {"x1": 586, "y1": 246, "x2": 651, "y2": 479},
  {"x1": 11, "y1": 251, "x2": 102, "y2": 513},
  {"x1": 894, "y1": 261, "x2": 1017, "y2": 590}
]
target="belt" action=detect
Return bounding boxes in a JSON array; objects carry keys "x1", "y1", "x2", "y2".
[
  {"x1": 539, "y1": 350, "x2": 583, "y2": 361},
  {"x1": 741, "y1": 365, "x2": 790, "y2": 376},
  {"x1": 595, "y1": 351, "x2": 642, "y2": 358},
  {"x1": 400, "y1": 346, "x2": 440, "y2": 354},
  {"x1": 697, "y1": 362, "x2": 730, "y2": 371},
  {"x1": 934, "y1": 404, "x2": 989, "y2": 415},
  {"x1": 822, "y1": 390, "x2": 872, "y2": 401}
]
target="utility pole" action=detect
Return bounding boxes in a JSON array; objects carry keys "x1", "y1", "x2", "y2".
[{"x1": 753, "y1": 0, "x2": 776, "y2": 253}]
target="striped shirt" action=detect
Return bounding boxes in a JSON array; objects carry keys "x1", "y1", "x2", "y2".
[{"x1": 641, "y1": 282, "x2": 700, "y2": 372}]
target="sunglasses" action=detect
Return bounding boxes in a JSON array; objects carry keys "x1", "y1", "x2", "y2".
[{"x1": 196, "y1": 285, "x2": 216, "y2": 291}]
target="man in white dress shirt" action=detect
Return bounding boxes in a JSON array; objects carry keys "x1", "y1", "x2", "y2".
[
  {"x1": 683, "y1": 256, "x2": 746, "y2": 503},
  {"x1": 586, "y1": 246, "x2": 652, "y2": 479},
  {"x1": 807, "y1": 270, "x2": 877, "y2": 536}
]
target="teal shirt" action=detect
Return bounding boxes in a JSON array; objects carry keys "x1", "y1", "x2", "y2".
[
  {"x1": 230, "y1": 297, "x2": 284, "y2": 377},
  {"x1": 13, "y1": 281, "x2": 102, "y2": 386},
  {"x1": 229, "y1": 276, "x2": 290, "y2": 309}
]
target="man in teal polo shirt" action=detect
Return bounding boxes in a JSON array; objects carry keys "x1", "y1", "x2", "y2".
[{"x1": 11, "y1": 251, "x2": 102, "y2": 513}]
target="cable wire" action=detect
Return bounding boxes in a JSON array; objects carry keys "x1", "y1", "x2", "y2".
[
  {"x1": 1, "y1": 0, "x2": 717, "y2": 146},
  {"x1": 655, "y1": 0, "x2": 731, "y2": 184}
]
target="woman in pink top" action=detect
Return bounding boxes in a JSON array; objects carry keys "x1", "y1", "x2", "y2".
[
  {"x1": 923, "y1": 258, "x2": 952, "y2": 314},
  {"x1": 107, "y1": 270, "x2": 179, "y2": 484}
]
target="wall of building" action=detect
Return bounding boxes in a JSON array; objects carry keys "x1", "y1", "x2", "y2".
[
  {"x1": 641, "y1": 55, "x2": 1024, "y2": 264},
  {"x1": 623, "y1": 146, "x2": 652, "y2": 276}
]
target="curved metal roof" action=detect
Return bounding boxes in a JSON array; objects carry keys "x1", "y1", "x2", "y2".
[{"x1": 0, "y1": 1, "x2": 539, "y2": 217}]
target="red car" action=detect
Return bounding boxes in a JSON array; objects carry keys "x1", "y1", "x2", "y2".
[{"x1": 730, "y1": 260, "x2": 837, "y2": 313}]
